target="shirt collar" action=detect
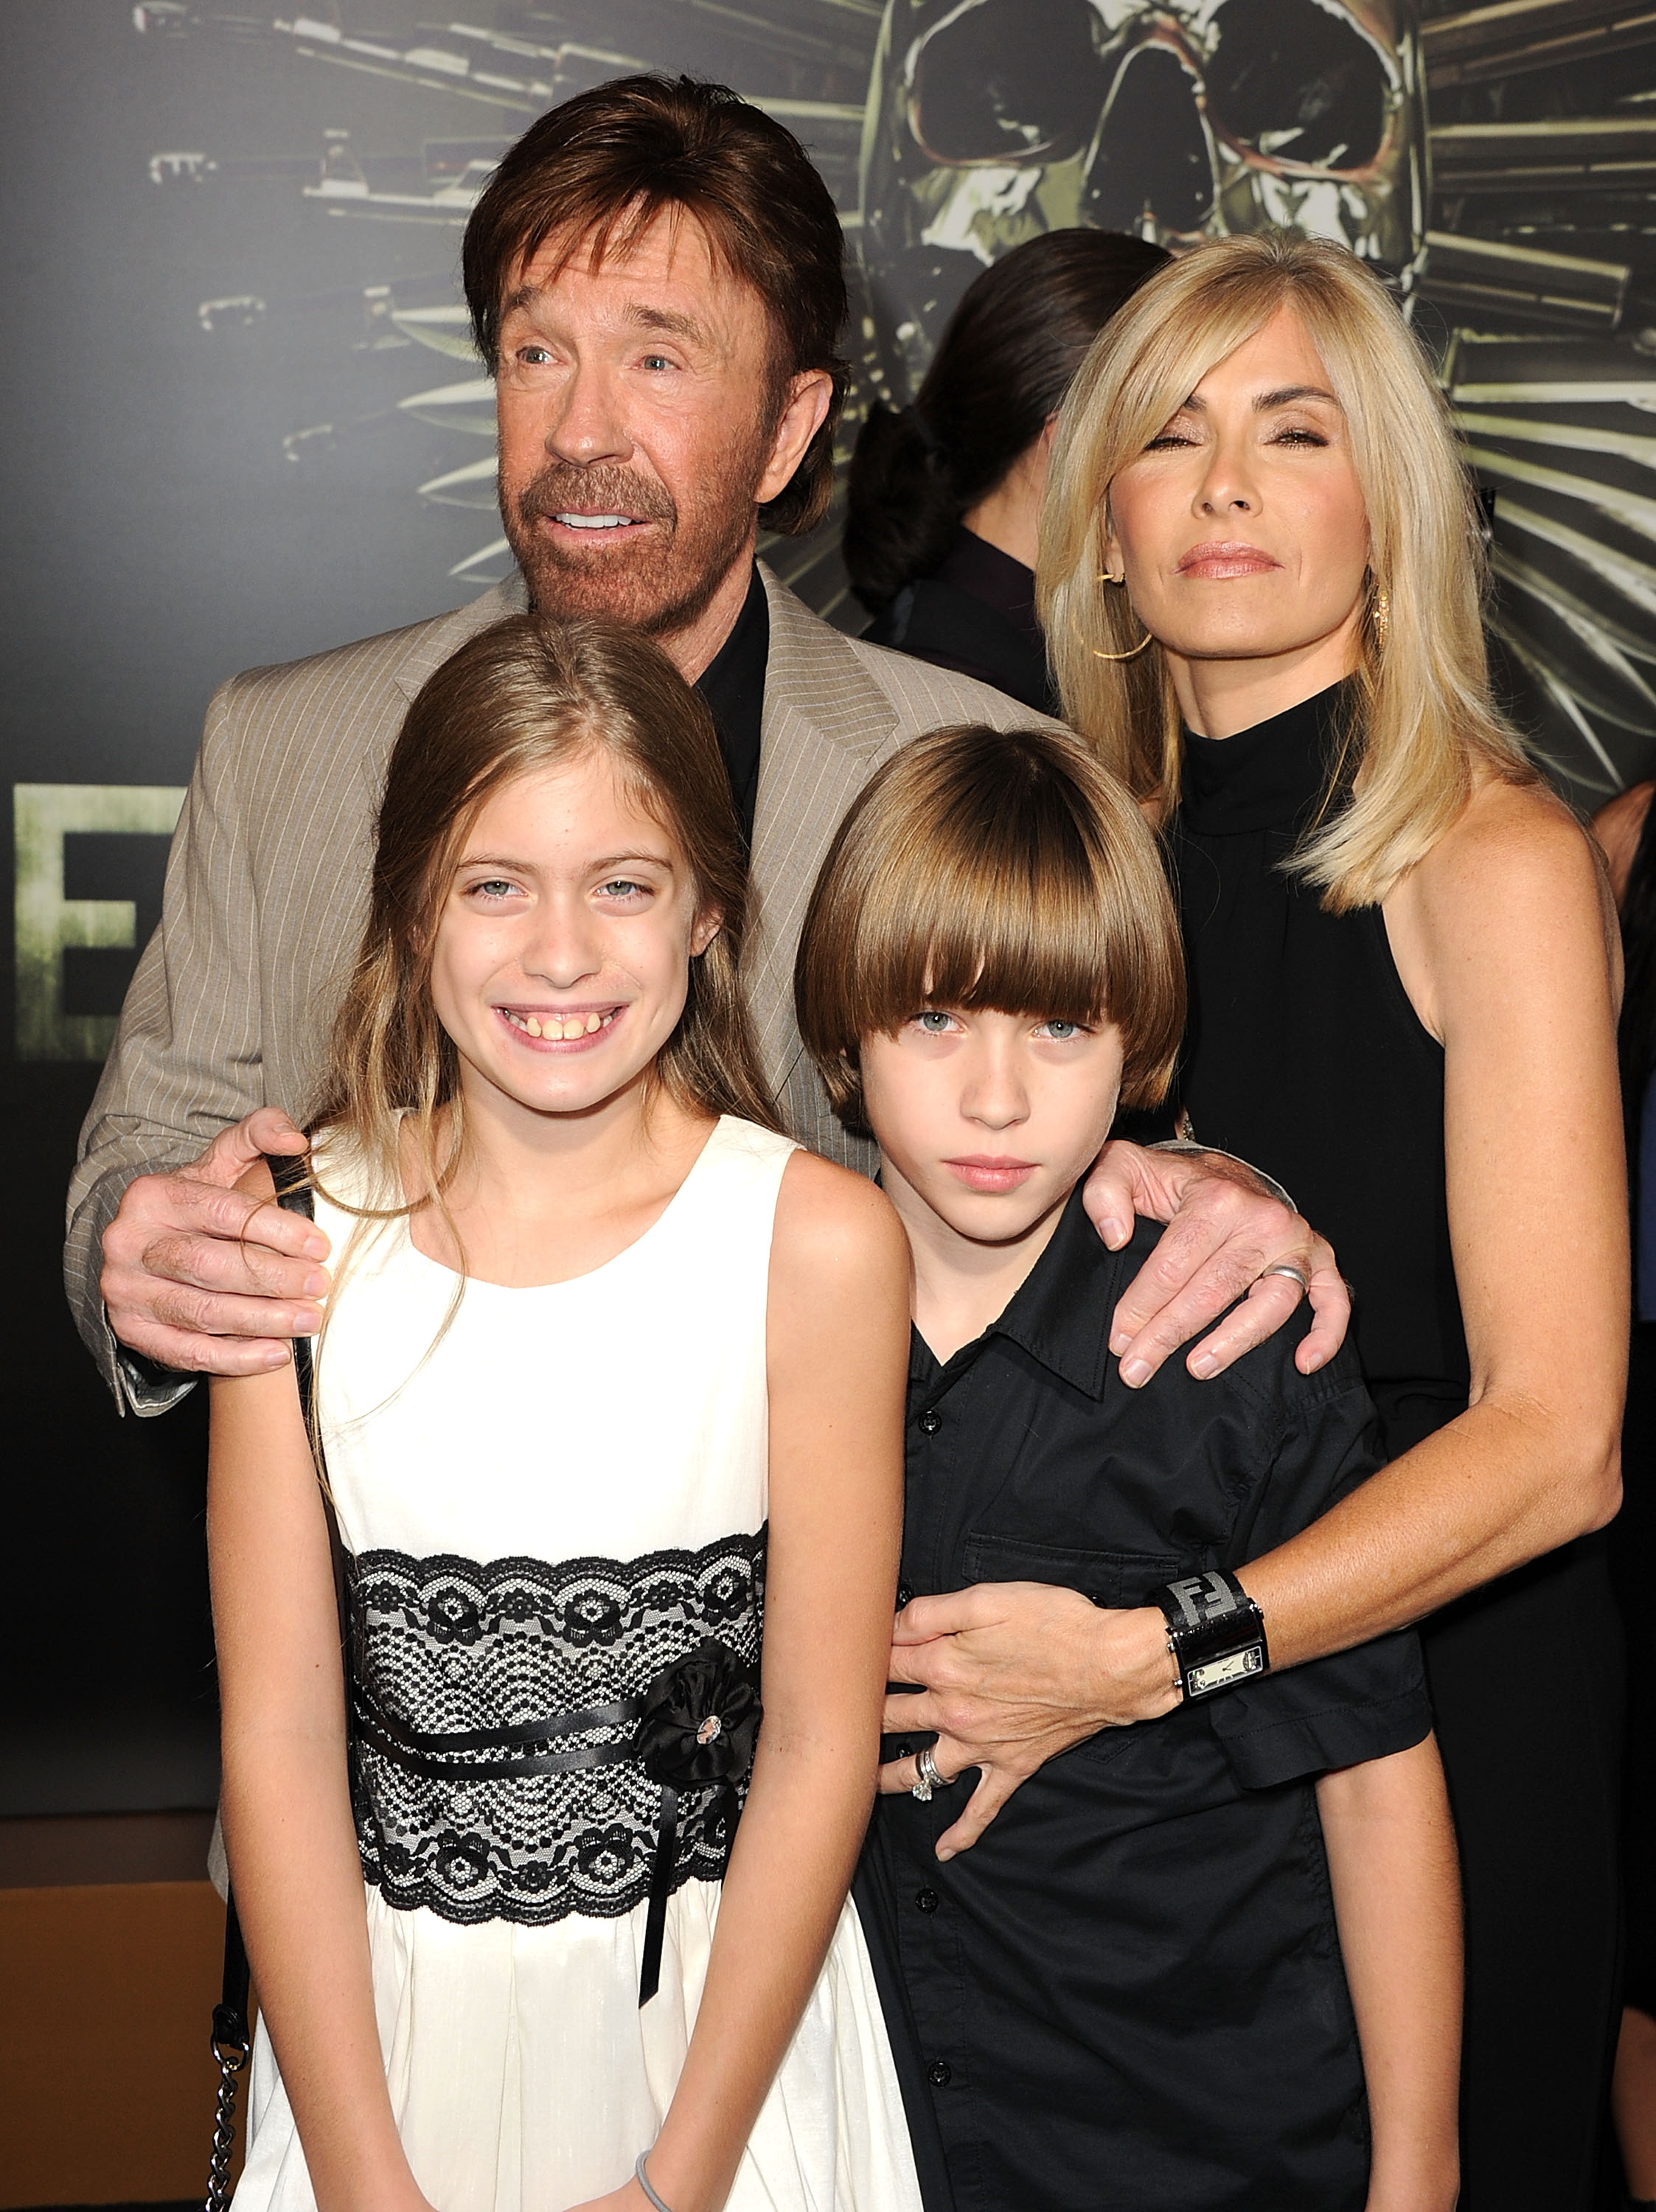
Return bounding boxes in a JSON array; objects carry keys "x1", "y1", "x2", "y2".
[
  {"x1": 934, "y1": 526, "x2": 1041, "y2": 650},
  {"x1": 1178, "y1": 677, "x2": 1353, "y2": 838},
  {"x1": 916, "y1": 1182, "x2": 1128, "y2": 1402}
]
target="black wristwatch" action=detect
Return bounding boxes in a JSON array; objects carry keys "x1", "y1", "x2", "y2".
[{"x1": 1155, "y1": 1570, "x2": 1270, "y2": 1700}]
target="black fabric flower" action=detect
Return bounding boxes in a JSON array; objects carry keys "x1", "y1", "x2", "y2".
[
  {"x1": 433, "y1": 1833, "x2": 491, "y2": 1891},
  {"x1": 633, "y1": 1638, "x2": 762, "y2": 1788}
]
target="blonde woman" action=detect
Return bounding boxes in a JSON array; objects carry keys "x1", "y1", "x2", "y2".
[
  {"x1": 1042, "y1": 231, "x2": 1625, "y2": 2208},
  {"x1": 879, "y1": 232, "x2": 1625, "y2": 2211}
]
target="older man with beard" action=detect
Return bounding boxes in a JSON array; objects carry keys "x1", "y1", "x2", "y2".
[{"x1": 69, "y1": 79, "x2": 1341, "y2": 1642}]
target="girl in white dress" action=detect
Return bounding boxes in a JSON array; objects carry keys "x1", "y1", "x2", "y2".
[{"x1": 207, "y1": 614, "x2": 922, "y2": 2212}]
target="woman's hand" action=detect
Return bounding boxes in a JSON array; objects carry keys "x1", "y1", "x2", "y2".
[{"x1": 878, "y1": 1584, "x2": 1179, "y2": 1857}]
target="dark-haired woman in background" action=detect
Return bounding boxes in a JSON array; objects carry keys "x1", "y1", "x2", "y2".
[
  {"x1": 844, "y1": 230, "x2": 1167, "y2": 714},
  {"x1": 1593, "y1": 778, "x2": 1656, "y2": 2211}
]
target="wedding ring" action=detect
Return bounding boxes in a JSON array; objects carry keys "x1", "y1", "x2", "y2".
[
  {"x1": 911, "y1": 1746, "x2": 944, "y2": 1801},
  {"x1": 1260, "y1": 1263, "x2": 1309, "y2": 1295}
]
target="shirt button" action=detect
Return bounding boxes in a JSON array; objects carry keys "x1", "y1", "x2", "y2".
[
  {"x1": 896, "y1": 1581, "x2": 914, "y2": 1608},
  {"x1": 928, "y1": 2060, "x2": 953, "y2": 2088},
  {"x1": 915, "y1": 1888, "x2": 939, "y2": 1913},
  {"x1": 918, "y1": 1408, "x2": 942, "y2": 1435}
]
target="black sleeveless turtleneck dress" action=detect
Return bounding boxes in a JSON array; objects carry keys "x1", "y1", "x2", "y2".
[{"x1": 1169, "y1": 682, "x2": 1623, "y2": 2212}]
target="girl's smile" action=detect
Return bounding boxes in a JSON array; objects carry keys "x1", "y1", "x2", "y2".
[{"x1": 496, "y1": 1002, "x2": 624, "y2": 1046}]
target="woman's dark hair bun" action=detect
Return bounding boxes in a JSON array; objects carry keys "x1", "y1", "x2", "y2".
[
  {"x1": 844, "y1": 229, "x2": 1170, "y2": 615},
  {"x1": 843, "y1": 403, "x2": 958, "y2": 613}
]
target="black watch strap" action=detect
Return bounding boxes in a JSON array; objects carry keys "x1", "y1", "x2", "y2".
[{"x1": 1155, "y1": 1569, "x2": 1270, "y2": 1700}]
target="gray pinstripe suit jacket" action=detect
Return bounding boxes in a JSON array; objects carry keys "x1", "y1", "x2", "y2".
[{"x1": 65, "y1": 563, "x2": 1063, "y2": 1396}]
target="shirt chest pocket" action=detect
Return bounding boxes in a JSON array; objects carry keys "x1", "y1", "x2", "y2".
[{"x1": 961, "y1": 1530, "x2": 1184, "y2": 1608}]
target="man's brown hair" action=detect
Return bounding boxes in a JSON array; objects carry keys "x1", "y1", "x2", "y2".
[
  {"x1": 463, "y1": 74, "x2": 848, "y2": 535},
  {"x1": 795, "y1": 726, "x2": 1186, "y2": 1135}
]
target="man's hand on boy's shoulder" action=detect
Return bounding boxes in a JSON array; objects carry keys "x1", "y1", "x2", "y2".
[
  {"x1": 1082, "y1": 1139, "x2": 1348, "y2": 1388},
  {"x1": 879, "y1": 1585, "x2": 1180, "y2": 1859}
]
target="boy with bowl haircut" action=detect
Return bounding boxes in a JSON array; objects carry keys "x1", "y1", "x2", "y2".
[{"x1": 795, "y1": 725, "x2": 1461, "y2": 2212}]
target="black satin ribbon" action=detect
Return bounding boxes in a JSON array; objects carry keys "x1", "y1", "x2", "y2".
[
  {"x1": 351, "y1": 1677, "x2": 643, "y2": 1775},
  {"x1": 639, "y1": 1784, "x2": 681, "y2": 2008}
]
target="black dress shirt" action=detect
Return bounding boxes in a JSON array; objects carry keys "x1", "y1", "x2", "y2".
[
  {"x1": 695, "y1": 563, "x2": 769, "y2": 847},
  {"x1": 854, "y1": 1190, "x2": 1431, "y2": 2212},
  {"x1": 863, "y1": 526, "x2": 1058, "y2": 716}
]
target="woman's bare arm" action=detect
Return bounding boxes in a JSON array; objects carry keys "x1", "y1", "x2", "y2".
[
  {"x1": 1317, "y1": 1736, "x2": 1461, "y2": 2212},
  {"x1": 1239, "y1": 780, "x2": 1625, "y2": 1663},
  {"x1": 640, "y1": 1152, "x2": 910, "y2": 2212},
  {"x1": 209, "y1": 1329, "x2": 428, "y2": 2212}
]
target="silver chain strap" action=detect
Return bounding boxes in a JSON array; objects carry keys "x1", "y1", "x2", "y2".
[{"x1": 205, "y1": 2014, "x2": 250, "y2": 2212}]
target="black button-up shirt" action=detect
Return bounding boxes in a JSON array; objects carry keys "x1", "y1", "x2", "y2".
[{"x1": 854, "y1": 1189, "x2": 1430, "y2": 2212}]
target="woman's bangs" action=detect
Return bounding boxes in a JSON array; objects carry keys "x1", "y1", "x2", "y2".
[{"x1": 1107, "y1": 276, "x2": 1285, "y2": 479}]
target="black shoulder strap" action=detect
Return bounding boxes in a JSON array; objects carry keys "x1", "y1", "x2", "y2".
[
  {"x1": 264, "y1": 1150, "x2": 352, "y2": 1650},
  {"x1": 268, "y1": 1149, "x2": 319, "y2": 1419},
  {"x1": 211, "y1": 1152, "x2": 351, "y2": 2118}
]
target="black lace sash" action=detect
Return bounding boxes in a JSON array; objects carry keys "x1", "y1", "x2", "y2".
[{"x1": 346, "y1": 1531, "x2": 765, "y2": 2003}]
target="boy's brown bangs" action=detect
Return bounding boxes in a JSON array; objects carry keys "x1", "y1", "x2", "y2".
[{"x1": 856, "y1": 801, "x2": 1120, "y2": 1034}]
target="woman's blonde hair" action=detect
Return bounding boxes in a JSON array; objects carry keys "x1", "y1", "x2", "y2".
[
  {"x1": 307, "y1": 611, "x2": 779, "y2": 1242},
  {"x1": 1038, "y1": 231, "x2": 1539, "y2": 911},
  {"x1": 795, "y1": 723, "x2": 1185, "y2": 1134}
]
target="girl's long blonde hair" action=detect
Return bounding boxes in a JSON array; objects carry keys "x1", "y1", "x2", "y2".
[{"x1": 1038, "y1": 231, "x2": 1539, "y2": 911}]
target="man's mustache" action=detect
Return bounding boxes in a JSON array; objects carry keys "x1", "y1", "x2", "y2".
[{"x1": 515, "y1": 463, "x2": 677, "y2": 532}]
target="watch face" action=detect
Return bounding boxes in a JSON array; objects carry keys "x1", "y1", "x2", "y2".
[{"x1": 1186, "y1": 1644, "x2": 1266, "y2": 1697}]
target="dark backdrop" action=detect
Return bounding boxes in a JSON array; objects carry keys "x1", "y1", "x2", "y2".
[{"x1": 4, "y1": 0, "x2": 1653, "y2": 1816}]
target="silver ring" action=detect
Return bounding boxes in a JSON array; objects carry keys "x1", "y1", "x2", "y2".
[
  {"x1": 1260, "y1": 1263, "x2": 1309, "y2": 1294},
  {"x1": 911, "y1": 1745, "x2": 944, "y2": 1801}
]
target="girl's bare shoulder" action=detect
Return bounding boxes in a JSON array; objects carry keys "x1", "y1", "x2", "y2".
[{"x1": 769, "y1": 1150, "x2": 911, "y2": 1306}]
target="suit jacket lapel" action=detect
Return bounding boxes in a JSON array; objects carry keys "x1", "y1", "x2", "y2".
[
  {"x1": 392, "y1": 572, "x2": 529, "y2": 704},
  {"x1": 354, "y1": 574, "x2": 532, "y2": 807},
  {"x1": 746, "y1": 565, "x2": 898, "y2": 1089}
]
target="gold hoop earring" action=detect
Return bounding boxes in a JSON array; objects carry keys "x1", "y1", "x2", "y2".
[
  {"x1": 1371, "y1": 585, "x2": 1391, "y2": 654},
  {"x1": 1088, "y1": 568, "x2": 1154, "y2": 661}
]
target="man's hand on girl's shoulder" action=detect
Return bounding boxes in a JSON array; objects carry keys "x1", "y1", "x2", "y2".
[
  {"x1": 100, "y1": 1105, "x2": 327, "y2": 1380},
  {"x1": 1082, "y1": 1138, "x2": 1349, "y2": 1387}
]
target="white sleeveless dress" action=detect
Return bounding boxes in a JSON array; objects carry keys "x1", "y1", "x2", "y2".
[{"x1": 235, "y1": 1116, "x2": 921, "y2": 2212}]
